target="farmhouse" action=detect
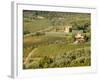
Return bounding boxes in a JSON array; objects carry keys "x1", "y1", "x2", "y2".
[
  {"x1": 64, "y1": 26, "x2": 72, "y2": 33},
  {"x1": 54, "y1": 25, "x2": 72, "y2": 33},
  {"x1": 74, "y1": 33, "x2": 85, "y2": 44}
]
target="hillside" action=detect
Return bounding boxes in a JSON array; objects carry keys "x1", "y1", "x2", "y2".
[
  {"x1": 23, "y1": 10, "x2": 91, "y2": 34},
  {"x1": 23, "y1": 10, "x2": 91, "y2": 69}
]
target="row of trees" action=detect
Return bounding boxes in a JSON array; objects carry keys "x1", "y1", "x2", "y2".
[{"x1": 71, "y1": 20, "x2": 90, "y2": 32}]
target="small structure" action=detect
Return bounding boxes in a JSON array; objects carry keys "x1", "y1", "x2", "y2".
[
  {"x1": 74, "y1": 33, "x2": 85, "y2": 44},
  {"x1": 64, "y1": 26, "x2": 72, "y2": 33}
]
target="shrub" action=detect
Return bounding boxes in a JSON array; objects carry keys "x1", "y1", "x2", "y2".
[
  {"x1": 24, "y1": 31, "x2": 30, "y2": 35},
  {"x1": 24, "y1": 45, "x2": 91, "y2": 69},
  {"x1": 70, "y1": 57, "x2": 91, "y2": 67},
  {"x1": 39, "y1": 56, "x2": 53, "y2": 68},
  {"x1": 35, "y1": 32, "x2": 45, "y2": 36}
]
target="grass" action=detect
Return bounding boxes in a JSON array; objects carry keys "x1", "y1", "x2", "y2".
[
  {"x1": 23, "y1": 11, "x2": 91, "y2": 69},
  {"x1": 24, "y1": 19, "x2": 52, "y2": 33},
  {"x1": 31, "y1": 43, "x2": 90, "y2": 58},
  {"x1": 23, "y1": 31, "x2": 91, "y2": 69}
]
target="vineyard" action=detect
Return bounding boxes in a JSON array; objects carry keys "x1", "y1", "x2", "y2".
[{"x1": 23, "y1": 10, "x2": 91, "y2": 69}]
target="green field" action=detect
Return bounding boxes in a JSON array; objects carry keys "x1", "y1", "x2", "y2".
[{"x1": 23, "y1": 10, "x2": 91, "y2": 69}]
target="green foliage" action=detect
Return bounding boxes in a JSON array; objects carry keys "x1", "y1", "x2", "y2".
[
  {"x1": 24, "y1": 31, "x2": 30, "y2": 35},
  {"x1": 23, "y1": 10, "x2": 91, "y2": 34},
  {"x1": 70, "y1": 57, "x2": 91, "y2": 66},
  {"x1": 39, "y1": 56, "x2": 53, "y2": 68},
  {"x1": 23, "y1": 19, "x2": 51, "y2": 33},
  {"x1": 24, "y1": 45, "x2": 91, "y2": 69},
  {"x1": 35, "y1": 32, "x2": 45, "y2": 36},
  {"x1": 23, "y1": 10, "x2": 91, "y2": 69},
  {"x1": 71, "y1": 20, "x2": 90, "y2": 32},
  {"x1": 26, "y1": 61, "x2": 40, "y2": 69}
]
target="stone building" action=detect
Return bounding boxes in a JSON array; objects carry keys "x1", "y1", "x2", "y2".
[{"x1": 64, "y1": 26, "x2": 72, "y2": 33}]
